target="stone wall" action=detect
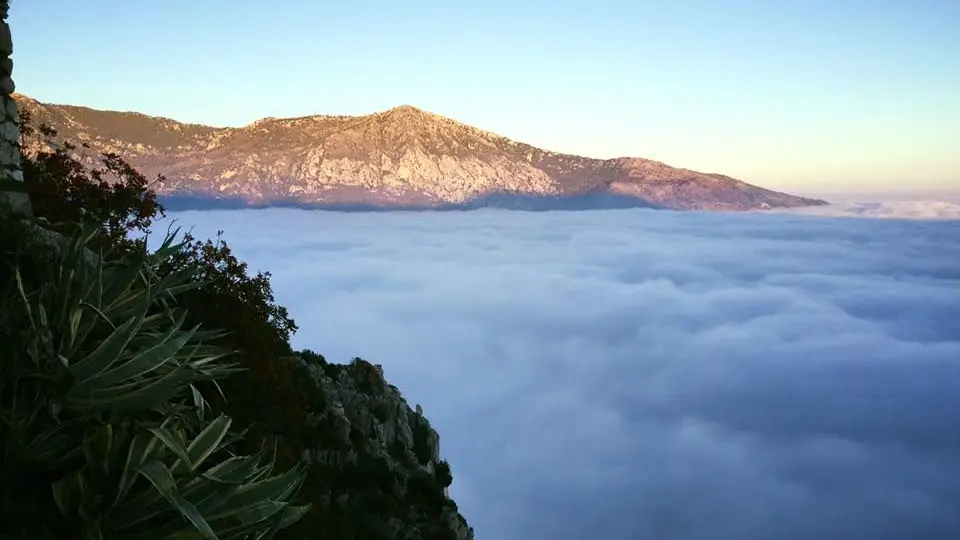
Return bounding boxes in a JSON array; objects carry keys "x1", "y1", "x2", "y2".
[{"x1": 0, "y1": 0, "x2": 28, "y2": 217}]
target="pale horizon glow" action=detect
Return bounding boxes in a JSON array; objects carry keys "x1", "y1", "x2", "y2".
[{"x1": 10, "y1": 0, "x2": 960, "y2": 192}]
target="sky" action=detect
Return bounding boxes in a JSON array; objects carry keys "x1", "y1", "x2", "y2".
[
  {"x1": 149, "y1": 207, "x2": 960, "y2": 540},
  {"x1": 10, "y1": 0, "x2": 960, "y2": 193}
]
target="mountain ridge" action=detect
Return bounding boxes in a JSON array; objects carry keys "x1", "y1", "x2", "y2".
[{"x1": 14, "y1": 93, "x2": 828, "y2": 211}]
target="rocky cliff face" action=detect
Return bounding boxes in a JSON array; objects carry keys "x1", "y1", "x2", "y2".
[
  {"x1": 0, "y1": 3, "x2": 29, "y2": 218},
  {"x1": 288, "y1": 352, "x2": 472, "y2": 540},
  {"x1": 14, "y1": 94, "x2": 827, "y2": 211}
]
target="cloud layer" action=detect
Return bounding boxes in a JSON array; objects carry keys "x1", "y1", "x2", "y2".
[
  {"x1": 768, "y1": 199, "x2": 960, "y2": 220},
  {"x1": 155, "y1": 208, "x2": 960, "y2": 540}
]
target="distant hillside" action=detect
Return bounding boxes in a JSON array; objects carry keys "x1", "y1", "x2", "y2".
[{"x1": 15, "y1": 94, "x2": 827, "y2": 212}]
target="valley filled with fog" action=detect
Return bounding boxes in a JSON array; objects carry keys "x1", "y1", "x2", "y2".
[{"x1": 152, "y1": 207, "x2": 960, "y2": 540}]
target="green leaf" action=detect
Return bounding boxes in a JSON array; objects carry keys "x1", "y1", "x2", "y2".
[
  {"x1": 257, "y1": 504, "x2": 310, "y2": 540},
  {"x1": 151, "y1": 229, "x2": 183, "y2": 258},
  {"x1": 251, "y1": 505, "x2": 294, "y2": 540},
  {"x1": 71, "y1": 369, "x2": 192, "y2": 414},
  {"x1": 147, "y1": 427, "x2": 193, "y2": 473},
  {"x1": 115, "y1": 427, "x2": 162, "y2": 506},
  {"x1": 63, "y1": 307, "x2": 84, "y2": 361},
  {"x1": 181, "y1": 415, "x2": 232, "y2": 473},
  {"x1": 76, "y1": 300, "x2": 114, "y2": 329},
  {"x1": 82, "y1": 424, "x2": 114, "y2": 485},
  {"x1": 69, "y1": 289, "x2": 150, "y2": 384},
  {"x1": 95, "y1": 366, "x2": 198, "y2": 414},
  {"x1": 92, "y1": 314, "x2": 194, "y2": 389},
  {"x1": 155, "y1": 455, "x2": 256, "y2": 520},
  {"x1": 123, "y1": 518, "x2": 205, "y2": 540},
  {"x1": 207, "y1": 463, "x2": 306, "y2": 520},
  {"x1": 24, "y1": 423, "x2": 81, "y2": 466},
  {"x1": 191, "y1": 385, "x2": 207, "y2": 422},
  {"x1": 214, "y1": 520, "x2": 265, "y2": 540},
  {"x1": 100, "y1": 255, "x2": 147, "y2": 309},
  {"x1": 276, "y1": 504, "x2": 310, "y2": 529},
  {"x1": 75, "y1": 470, "x2": 93, "y2": 520},
  {"x1": 163, "y1": 280, "x2": 203, "y2": 298},
  {"x1": 189, "y1": 457, "x2": 272, "y2": 517},
  {"x1": 233, "y1": 500, "x2": 286, "y2": 525},
  {"x1": 13, "y1": 268, "x2": 34, "y2": 330},
  {"x1": 52, "y1": 472, "x2": 81, "y2": 516},
  {"x1": 102, "y1": 286, "x2": 151, "y2": 322},
  {"x1": 183, "y1": 479, "x2": 241, "y2": 518},
  {"x1": 201, "y1": 455, "x2": 268, "y2": 485},
  {"x1": 37, "y1": 301, "x2": 48, "y2": 328},
  {"x1": 137, "y1": 460, "x2": 219, "y2": 540}
]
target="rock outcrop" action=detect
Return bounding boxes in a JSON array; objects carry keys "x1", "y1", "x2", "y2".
[
  {"x1": 0, "y1": 2, "x2": 29, "y2": 217},
  {"x1": 287, "y1": 351, "x2": 472, "y2": 540},
  {"x1": 14, "y1": 94, "x2": 827, "y2": 212}
]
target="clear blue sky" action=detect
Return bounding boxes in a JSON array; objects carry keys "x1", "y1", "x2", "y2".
[{"x1": 9, "y1": 0, "x2": 960, "y2": 193}]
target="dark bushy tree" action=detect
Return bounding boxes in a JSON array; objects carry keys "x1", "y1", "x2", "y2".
[{"x1": 19, "y1": 108, "x2": 165, "y2": 257}]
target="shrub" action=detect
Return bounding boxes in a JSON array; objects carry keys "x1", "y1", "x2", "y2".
[
  {"x1": 0, "y1": 224, "x2": 308, "y2": 539},
  {"x1": 19, "y1": 108, "x2": 165, "y2": 257},
  {"x1": 435, "y1": 460, "x2": 454, "y2": 489}
]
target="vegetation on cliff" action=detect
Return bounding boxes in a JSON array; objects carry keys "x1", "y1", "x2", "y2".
[
  {"x1": 0, "y1": 221, "x2": 310, "y2": 539},
  {"x1": 1, "y1": 114, "x2": 471, "y2": 539}
]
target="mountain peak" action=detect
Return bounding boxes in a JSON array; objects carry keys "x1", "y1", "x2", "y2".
[
  {"x1": 377, "y1": 104, "x2": 447, "y2": 123},
  {"x1": 13, "y1": 94, "x2": 828, "y2": 211},
  {"x1": 386, "y1": 104, "x2": 425, "y2": 114}
]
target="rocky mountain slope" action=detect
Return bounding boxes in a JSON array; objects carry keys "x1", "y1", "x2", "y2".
[
  {"x1": 15, "y1": 94, "x2": 826, "y2": 211},
  {"x1": 288, "y1": 352, "x2": 472, "y2": 540}
]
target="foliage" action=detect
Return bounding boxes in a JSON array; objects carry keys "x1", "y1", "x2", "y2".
[
  {"x1": 19, "y1": 108, "x2": 165, "y2": 257},
  {"x1": 0, "y1": 224, "x2": 308, "y2": 539},
  {"x1": 159, "y1": 230, "x2": 297, "y2": 345},
  {"x1": 300, "y1": 348, "x2": 342, "y2": 380},
  {"x1": 434, "y1": 460, "x2": 453, "y2": 489}
]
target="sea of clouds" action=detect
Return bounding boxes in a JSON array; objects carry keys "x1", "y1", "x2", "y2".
[
  {"x1": 153, "y1": 207, "x2": 960, "y2": 540},
  {"x1": 767, "y1": 199, "x2": 960, "y2": 220}
]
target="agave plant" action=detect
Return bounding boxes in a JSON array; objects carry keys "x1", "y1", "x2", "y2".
[{"x1": 0, "y1": 225, "x2": 309, "y2": 539}]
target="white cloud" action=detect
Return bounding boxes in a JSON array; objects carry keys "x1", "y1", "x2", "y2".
[
  {"x1": 765, "y1": 199, "x2": 960, "y2": 220},
  {"x1": 154, "y1": 207, "x2": 960, "y2": 540}
]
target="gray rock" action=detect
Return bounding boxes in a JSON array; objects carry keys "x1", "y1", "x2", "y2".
[
  {"x1": 0, "y1": 138, "x2": 18, "y2": 164},
  {"x1": 292, "y1": 354, "x2": 473, "y2": 539},
  {"x1": 0, "y1": 22, "x2": 9, "y2": 56},
  {"x1": 0, "y1": 118, "x2": 16, "y2": 141},
  {"x1": 3, "y1": 95, "x2": 16, "y2": 121}
]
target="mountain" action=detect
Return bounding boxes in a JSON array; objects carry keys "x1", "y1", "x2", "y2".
[{"x1": 14, "y1": 94, "x2": 827, "y2": 211}]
